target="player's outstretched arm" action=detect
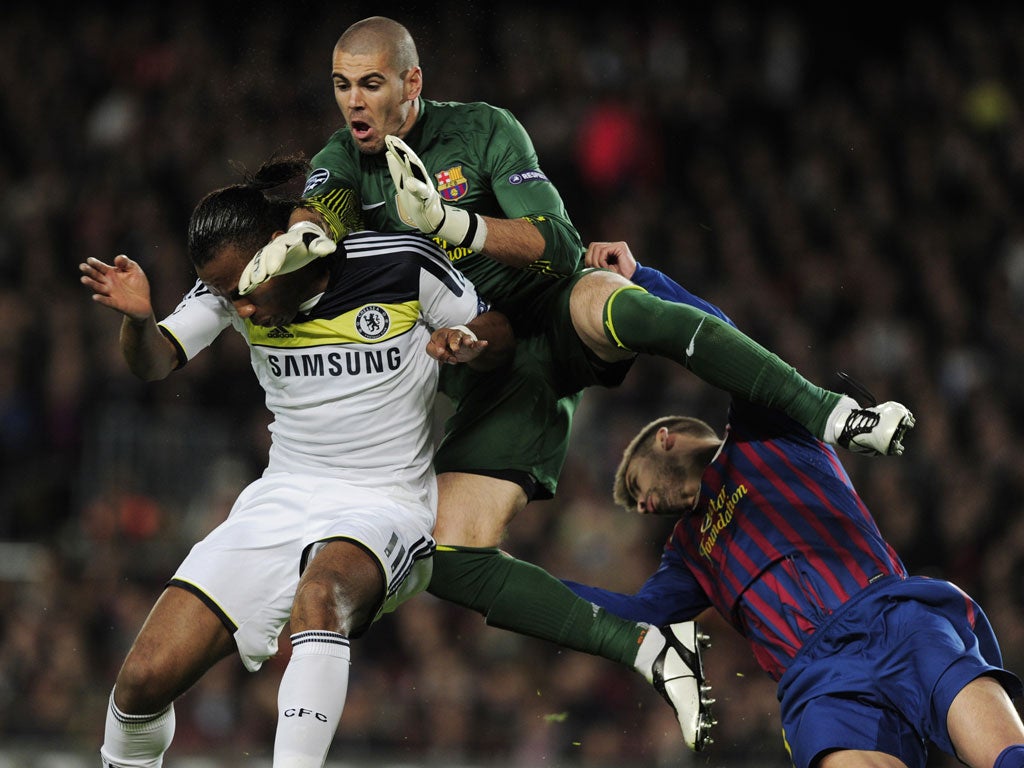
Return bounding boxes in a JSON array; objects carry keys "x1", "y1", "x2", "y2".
[
  {"x1": 80, "y1": 254, "x2": 154, "y2": 320},
  {"x1": 385, "y1": 135, "x2": 487, "y2": 252},
  {"x1": 385, "y1": 134, "x2": 562, "y2": 270},
  {"x1": 79, "y1": 255, "x2": 178, "y2": 381}
]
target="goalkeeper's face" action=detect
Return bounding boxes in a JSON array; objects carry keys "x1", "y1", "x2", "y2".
[
  {"x1": 332, "y1": 48, "x2": 422, "y2": 155},
  {"x1": 198, "y1": 244, "x2": 325, "y2": 327}
]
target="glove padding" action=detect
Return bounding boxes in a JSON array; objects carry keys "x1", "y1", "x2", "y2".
[
  {"x1": 238, "y1": 221, "x2": 336, "y2": 296},
  {"x1": 384, "y1": 135, "x2": 485, "y2": 251}
]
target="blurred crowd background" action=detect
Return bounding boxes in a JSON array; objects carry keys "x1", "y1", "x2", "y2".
[{"x1": 2, "y1": 2, "x2": 1023, "y2": 766}]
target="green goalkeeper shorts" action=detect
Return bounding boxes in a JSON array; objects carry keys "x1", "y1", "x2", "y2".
[{"x1": 434, "y1": 275, "x2": 634, "y2": 499}]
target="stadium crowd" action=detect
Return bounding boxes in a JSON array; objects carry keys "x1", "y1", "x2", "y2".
[{"x1": 1, "y1": 3, "x2": 1023, "y2": 766}]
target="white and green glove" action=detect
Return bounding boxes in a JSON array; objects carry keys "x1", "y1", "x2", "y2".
[
  {"x1": 384, "y1": 134, "x2": 488, "y2": 251},
  {"x1": 238, "y1": 221, "x2": 336, "y2": 296}
]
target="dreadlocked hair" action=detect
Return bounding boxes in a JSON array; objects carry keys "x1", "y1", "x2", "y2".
[{"x1": 188, "y1": 154, "x2": 311, "y2": 268}]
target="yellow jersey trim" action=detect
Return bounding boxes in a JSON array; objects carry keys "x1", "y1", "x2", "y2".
[{"x1": 247, "y1": 301, "x2": 421, "y2": 348}]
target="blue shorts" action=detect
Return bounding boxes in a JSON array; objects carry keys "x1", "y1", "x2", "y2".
[{"x1": 777, "y1": 576, "x2": 1022, "y2": 768}]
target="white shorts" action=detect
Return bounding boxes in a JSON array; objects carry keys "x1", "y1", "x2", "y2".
[{"x1": 171, "y1": 472, "x2": 435, "y2": 671}]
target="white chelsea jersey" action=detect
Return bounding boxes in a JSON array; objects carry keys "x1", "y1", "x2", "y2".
[{"x1": 158, "y1": 231, "x2": 487, "y2": 507}]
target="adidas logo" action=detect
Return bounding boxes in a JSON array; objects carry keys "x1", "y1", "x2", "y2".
[{"x1": 267, "y1": 326, "x2": 294, "y2": 338}]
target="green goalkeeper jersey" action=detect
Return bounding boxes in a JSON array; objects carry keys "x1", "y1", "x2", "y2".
[{"x1": 304, "y1": 97, "x2": 586, "y2": 332}]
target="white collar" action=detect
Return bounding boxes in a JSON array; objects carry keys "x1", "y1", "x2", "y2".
[{"x1": 298, "y1": 292, "x2": 324, "y2": 313}]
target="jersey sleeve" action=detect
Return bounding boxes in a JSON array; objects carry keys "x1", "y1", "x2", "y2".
[
  {"x1": 415, "y1": 246, "x2": 488, "y2": 330},
  {"x1": 631, "y1": 264, "x2": 735, "y2": 326},
  {"x1": 562, "y1": 549, "x2": 710, "y2": 625},
  {"x1": 484, "y1": 108, "x2": 584, "y2": 274},
  {"x1": 303, "y1": 135, "x2": 365, "y2": 241},
  {"x1": 157, "y1": 279, "x2": 234, "y2": 363}
]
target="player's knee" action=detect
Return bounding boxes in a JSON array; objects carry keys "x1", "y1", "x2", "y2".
[
  {"x1": 291, "y1": 577, "x2": 345, "y2": 631},
  {"x1": 570, "y1": 272, "x2": 630, "y2": 361},
  {"x1": 114, "y1": 655, "x2": 174, "y2": 715},
  {"x1": 433, "y1": 512, "x2": 506, "y2": 547},
  {"x1": 435, "y1": 474, "x2": 526, "y2": 547},
  {"x1": 292, "y1": 567, "x2": 379, "y2": 635}
]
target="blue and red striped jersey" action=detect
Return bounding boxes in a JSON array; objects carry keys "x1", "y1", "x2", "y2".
[
  {"x1": 673, "y1": 400, "x2": 905, "y2": 679},
  {"x1": 564, "y1": 264, "x2": 907, "y2": 680}
]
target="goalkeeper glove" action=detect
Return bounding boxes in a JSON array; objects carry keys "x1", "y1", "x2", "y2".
[
  {"x1": 384, "y1": 134, "x2": 488, "y2": 251},
  {"x1": 238, "y1": 221, "x2": 336, "y2": 296}
]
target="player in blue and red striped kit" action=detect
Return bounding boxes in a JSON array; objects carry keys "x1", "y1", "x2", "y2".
[{"x1": 567, "y1": 241, "x2": 1024, "y2": 768}]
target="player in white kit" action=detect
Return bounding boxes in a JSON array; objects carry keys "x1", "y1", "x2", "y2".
[{"x1": 78, "y1": 157, "x2": 513, "y2": 768}]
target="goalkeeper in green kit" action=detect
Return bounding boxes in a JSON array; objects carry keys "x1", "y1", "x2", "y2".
[{"x1": 240, "y1": 15, "x2": 915, "y2": 751}]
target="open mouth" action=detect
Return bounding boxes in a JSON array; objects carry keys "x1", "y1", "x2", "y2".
[{"x1": 350, "y1": 119, "x2": 372, "y2": 141}]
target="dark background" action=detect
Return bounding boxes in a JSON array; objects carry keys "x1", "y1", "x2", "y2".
[{"x1": 1, "y1": 2, "x2": 1022, "y2": 766}]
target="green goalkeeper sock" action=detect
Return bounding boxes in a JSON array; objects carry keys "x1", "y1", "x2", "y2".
[
  {"x1": 428, "y1": 545, "x2": 644, "y2": 666},
  {"x1": 604, "y1": 286, "x2": 841, "y2": 438}
]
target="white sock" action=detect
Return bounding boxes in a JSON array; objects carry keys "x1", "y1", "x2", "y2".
[
  {"x1": 824, "y1": 395, "x2": 860, "y2": 445},
  {"x1": 633, "y1": 625, "x2": 663, "y2": 683},
  {"x1": 273, "y1": 631, "x2": 351, "y2": 768},
  {"x1": 100, "y1": 690, "x2": 175, "y2": 768}
]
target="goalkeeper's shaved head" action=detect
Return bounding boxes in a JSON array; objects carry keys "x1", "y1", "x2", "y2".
[{"x1": 337, "y1": 16, "x2": 419, "y2": 75}]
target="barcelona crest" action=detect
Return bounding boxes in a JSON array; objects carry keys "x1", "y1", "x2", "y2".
[{"x1": 435, "y1": 165, "x2": 469, "y2": 201}]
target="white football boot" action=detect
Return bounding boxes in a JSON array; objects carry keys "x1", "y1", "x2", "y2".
[{"x1": 643, "y1": 622, "x2": 715, "y2": 751}]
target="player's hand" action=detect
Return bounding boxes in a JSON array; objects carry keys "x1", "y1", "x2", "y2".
[
  {"x1": 384, "y1": 135, "x2": 446, "y2": 234},
  {"x1": 79, "y1": 254, "x2": 154, "y2": 321},
  {"x1": 585, "y1": 241, "x2": 639, "y2": 279},
  {"x1": 426, "y1": 325, "x2": 489, "y2": 365},
  {"x1": 238, "y1": 221, "x2": 336, "y2": 296},
  {"x1": 384, "y1": 135, "x2": 486, "y2": 251}
]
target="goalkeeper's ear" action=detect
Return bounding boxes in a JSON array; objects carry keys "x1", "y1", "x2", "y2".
[{"x1": 402, "y1": 65, "x2": 423, "y2": 102}]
